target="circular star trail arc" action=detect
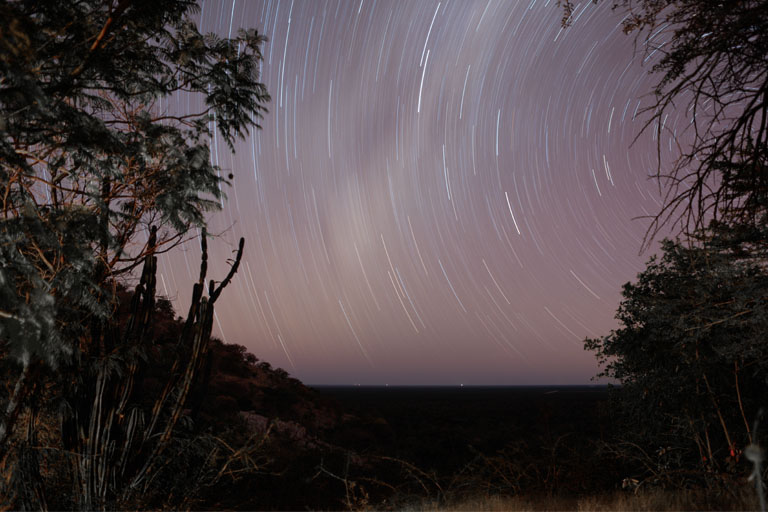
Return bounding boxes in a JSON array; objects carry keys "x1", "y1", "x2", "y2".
[{"x1": 159, "y1": 0, "x2": 672, "y2": 385}]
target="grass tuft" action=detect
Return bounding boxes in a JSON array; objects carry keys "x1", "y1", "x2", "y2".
[{"x1": 405, "y1": 487, "x2": 760, "y2": 512}]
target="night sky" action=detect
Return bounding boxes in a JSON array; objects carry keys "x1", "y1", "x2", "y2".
[{"x1": 159, "y1": 0, "x2": 677, "y2": 385}]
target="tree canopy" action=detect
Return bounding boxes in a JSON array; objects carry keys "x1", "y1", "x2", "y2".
[
  {"x1": 587, "y1": 234, "x2": 768, "y2": 481},
  {"x1": 569, "y1": 0, "x2": 768, "y2": 490},
  {"x1": 0, "y1": 1, "x2": 270, "y2": 508},
  {"x1": 0, "y1": 0, "x2": 269, "y2": 368}
]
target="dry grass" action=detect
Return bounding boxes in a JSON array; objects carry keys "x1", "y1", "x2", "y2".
[
  {"x1": 403, "y1": 494, "x2": 576, "y2": 511},
  {"x1": 405, "y1": 487, "x2": 760, "y2": 511}
]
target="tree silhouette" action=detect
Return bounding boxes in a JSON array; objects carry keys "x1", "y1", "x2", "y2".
[
  {"x1": 586, "y1": 234, "x2": 768, "y2": 484},
  {"x1": 0, "y1": 0, "x2": 270, "y2": 508},
  {"x1": 0, "y1": 0, "x2": 269, "y2": 368},
  {"x1": 562, "y1": 0, "x2": 768, "y2": 488},
  {"x1": 562, "y1": 0, "x2": 768, "y2": 245}
]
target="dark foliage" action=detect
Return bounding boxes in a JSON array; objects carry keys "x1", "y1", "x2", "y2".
[
  {"x1": 0, "y1": 0, "x2": 271, "y2": 508},
  {"x1": 0, "y1": 233, "x2": 252, "y2": 509},
  {"x1": 0, "y1": 0, "x2": 269, "y2": 368},
  {"x1": 586, "y1": 232, "x2": 768, "y2": 486},
  {"x1": 321, "y1": 386, "x2": 624, "y2": 507},
  {"x1": 557, "y1": 0, "x2": 768, "y2": 494}
]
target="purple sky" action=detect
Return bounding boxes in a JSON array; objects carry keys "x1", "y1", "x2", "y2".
[{"x1": 159, "y1": 0, "x2": 678, "y2": 385}]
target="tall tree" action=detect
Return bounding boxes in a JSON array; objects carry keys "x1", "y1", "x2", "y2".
[
  {"x1": 0, "y1": 0, "x2": 270, "y2": 508},
  {"x1": 559, "y1": 0, "x2": 768, "y2": 492},
  {"x1": 0, "y1": 0, "x2": 269, "y2": 368}
]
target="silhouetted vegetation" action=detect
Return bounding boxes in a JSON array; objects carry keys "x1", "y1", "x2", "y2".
[
  {"x1": 0, "y1": 0, "x2": 270, "y2": 508},
  {"x1": 562, "y1": 0, "x2": 768, "y2": 244},
  {"x1": 586, "y1": 233, "x2": 768, "y2": 490},
  {"x1": 561, "y1": 0, "x2": 768, "y2": 502}
]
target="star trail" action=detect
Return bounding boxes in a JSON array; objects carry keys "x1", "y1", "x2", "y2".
[{"x1": 158, "y1": 0, "x2": 672, "y2": 385}]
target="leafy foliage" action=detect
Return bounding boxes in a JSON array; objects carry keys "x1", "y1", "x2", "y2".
[
  {"x1": 0, "y1": 0, "x2": 271, "y2": 508},
  {"x1": 586, "y1": 233, "x2": 768, "y2": 484},
  {"x1": 0, "y1": 0, "x2": 269, "y2": 367},
  {"x1": 558, "y1": 0, "x2": 768, "y2": 490}
]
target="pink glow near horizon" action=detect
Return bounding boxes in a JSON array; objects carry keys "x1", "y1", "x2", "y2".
[{"x1": 159, "y1": 0, "x2": 675, "y2": 385}]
